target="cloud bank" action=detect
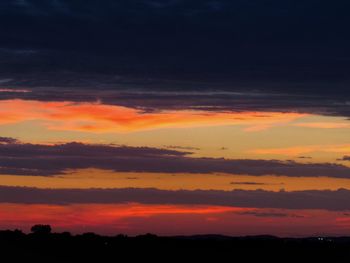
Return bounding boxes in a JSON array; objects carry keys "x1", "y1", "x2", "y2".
[
  {"x1": 0, "y1": 0, "x2": 350, "y2": 112},
  {"x1": 0, "y1": 139, "x2": 349, "y2": 178},
  {"x1": 1, "y1": 186, "x2": 350, "y2": 211}
]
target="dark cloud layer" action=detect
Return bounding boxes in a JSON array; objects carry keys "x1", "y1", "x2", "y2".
[
  {"x1": 0, "y1": 137, "x2": 19, "y2": 144},
  {"x1": 1, "y1": 84, "x2": 350, "y2": 118},
  {"x1": 1, "y1": 185, "x2": 350, "y2": 211},
  {"x1": 0, "y1": 1, "x2": 349, "y2": 118},
  {"x1": 0, "y1": 0, "x2": 350, "y2": 99},
  {"x1": 0, "y1": 139, "x2": 350, "y2": 178}
]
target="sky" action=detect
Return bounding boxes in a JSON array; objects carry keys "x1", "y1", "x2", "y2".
[{"x1": 0, "y1": 0, "x2": 350, "y2": 237}]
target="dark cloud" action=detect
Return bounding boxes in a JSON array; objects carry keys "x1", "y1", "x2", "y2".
[
  {"x1": 0, "y1": 139, "x2": 350, "y2": 178},
  {"x1": 0, "y1": 0, "x2": 349, "y2": 119},
  {"x1": 1, "y1": 83, "x2": 350, "y2": 118},
  {"x1": 0, "y1": 0, "x2": 349, "y2": 105},
  {"x1": 0, "y1": 141, "x2": 187, "y2": 157},
  {"x1": 0, "y1": 137, "x2": 19, "y2": 144},
  {"x1": 339, "y1": 156, "x2": 350, "y2": 161},
  {"x1": 1, "y1": 186, "x2": 350, "y2": 211}
]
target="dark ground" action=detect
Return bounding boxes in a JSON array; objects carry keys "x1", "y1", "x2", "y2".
[{"x1": 1, "y1": 229, "x2": 350, "y2": 262}]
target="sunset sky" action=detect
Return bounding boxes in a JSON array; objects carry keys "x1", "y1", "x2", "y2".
[{"x1": 1, "y1": 0, "x2": 350, "y2": 237}]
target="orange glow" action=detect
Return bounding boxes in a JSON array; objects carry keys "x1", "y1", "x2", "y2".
[
  {"x1": 0, "y1": 203, "x2": 346, "y2": 236},
  {"x1": 0, "y1": 203, "x2": 244, "y2": 223},
  {"x1": 0, "y1": 99, "x2": 306, "y2": 133},
  {"x1": 250, "y1": 144, "x2": 350, "y2": 156},
  {"x1": 0, "y1": 203, "x2": 247, "y2": 231},
  {"x1": 0, "y1": 203, "x2": 241, "y2": 221},
  {"x1": 1, "y1": 169, "x2": 350, "y2": 191},
  {"x1": 335, "y1": 217, "x2": 350, "y2": 229}
]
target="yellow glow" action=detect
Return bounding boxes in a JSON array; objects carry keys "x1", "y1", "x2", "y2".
[
  {"x1": 250, "y1": 144, "x2": 350, "y2": 156},
  {"x1": 294, "y1": 122, "x2": 350, "y2": 129}
]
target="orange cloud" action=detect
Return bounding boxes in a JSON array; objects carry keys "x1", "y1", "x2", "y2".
[{"x1": 0, "y1": 99, "x2": 306, "y2": 133}]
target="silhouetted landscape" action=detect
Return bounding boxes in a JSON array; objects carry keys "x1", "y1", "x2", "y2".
[{"x1": 0, "y1": 225, "x2": 349, "y2": 262}]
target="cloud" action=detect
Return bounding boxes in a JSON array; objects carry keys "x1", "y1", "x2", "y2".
[
  {"x1": 339, "y1": 156, "x2": 350, "y2": 161},
  {"x1": 0, "y1": 137, "x2": 19, "y2": 144},
  {"x1": 0, "y1": 99, "x2": 306, "y2": 132},
  {"x1": 1, "y1": 139, "x2": 350, "y2": 178},
  {"x1": 0, "y1": 84, "x2": 349, "y2": 120},
  {"x1": 1, "y1": 186, "x2": 350, "y2": 211}
]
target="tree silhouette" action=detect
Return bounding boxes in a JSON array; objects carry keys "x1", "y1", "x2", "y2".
[{"x1": 31, "y1": 224, "x2": 52, "y2": 235}]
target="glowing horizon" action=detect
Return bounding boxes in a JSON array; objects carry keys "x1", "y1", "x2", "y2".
[{"x1": 0, "y1": 96, "x2": 350, "y2": 236}]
